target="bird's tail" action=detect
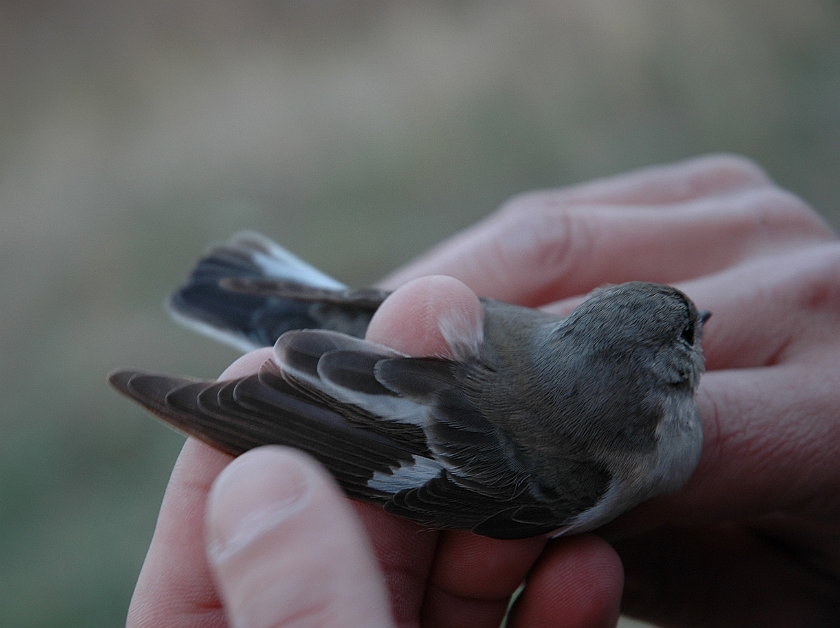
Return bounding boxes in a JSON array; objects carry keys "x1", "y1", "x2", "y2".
[{"x1": 167, "y1": 231, "x2": 385, "y2": 352}]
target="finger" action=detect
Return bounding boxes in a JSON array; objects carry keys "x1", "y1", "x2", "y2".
[
  {"x1": 206, "y1": 446, "x2": 395, "y2": 628},
  {"x1": 694, "y1": 362, "x2": 840, "y2": 523},
  {"x1": 219, "y1": 348, "x2": 273, "y2": 380},
  {"x1": 380, "y1": 160, "x2": 832, "y2": 305},
  {"x1": 126, "y1": 438, "x2": 231, "y2": 628},
  {"x1": 366, "y1": 275, "x2": 484, "y2": 358},
  {"x1": 127, "y1": 353, "x2": 285, "y2": 628},
  {"x1": 680, "y1": 242, "x2": 840, "y2": 371},
  {"x1": 617, "y1": 524, "x2": 840, "y2": 627},
  {"x1": 507, "y1": 535, "x2": 624, "y2": 628},
  {"x1": 349, "y1": 503, "x2": 439, "y2": 626},
  {"x1": 418, "y1": 532, "x2": 546, "y2": 628},
  {"x1": 524, "y1": 154, "x2": 773, "y2": 205},
  {"x1": 529, "y1": 153, "x2": 772, "y2": 206}
]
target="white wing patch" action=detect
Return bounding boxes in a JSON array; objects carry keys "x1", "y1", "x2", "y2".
[{"x1": 367, "y1": 455, "x2": 444, "y2": 492}]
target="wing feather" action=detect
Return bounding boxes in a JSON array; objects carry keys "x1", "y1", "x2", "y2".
[{"x1": 110, "y1": 327, "x2": 585, "y2": 538}]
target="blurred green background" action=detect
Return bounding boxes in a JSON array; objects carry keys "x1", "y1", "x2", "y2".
[{"x1": 1, "y1": 1, "x2": 838, "y2": 626}]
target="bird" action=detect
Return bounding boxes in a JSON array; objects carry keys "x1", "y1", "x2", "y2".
[{"x1": 109, "y1": 231, "x2": 708, "y2": 539}]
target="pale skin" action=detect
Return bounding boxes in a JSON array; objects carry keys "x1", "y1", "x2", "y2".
[{"x1": 126, "y1": 154, "x2": 840, "y2": 627}]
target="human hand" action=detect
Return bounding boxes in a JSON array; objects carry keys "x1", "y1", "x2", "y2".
[
  {"x1": 126, "y1": 275, "x2": 622, "y2": 628},
  {"x1": 381, "y1": 154, "x2": 840, "y2": 626},
  {"x1": 127, "y1": 153, "x2": 840, "y2": 627}
]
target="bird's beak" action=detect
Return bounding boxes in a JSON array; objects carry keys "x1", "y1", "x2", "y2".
[{"x1": 699, "y1": 310, "x2": 712, "y2": 325}]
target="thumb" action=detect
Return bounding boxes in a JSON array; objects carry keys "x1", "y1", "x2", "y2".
[{"x1": 205, "y1": 446, "x2": 395, "y2": 628}]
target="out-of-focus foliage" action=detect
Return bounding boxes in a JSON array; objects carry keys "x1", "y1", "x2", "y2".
[{"x1": 0, "y1": 1, "x2": 837, "y2": 625}]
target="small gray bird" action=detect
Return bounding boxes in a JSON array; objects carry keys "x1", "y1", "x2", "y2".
[{"x1": 110, "y1": 232, "x2": 708, "y2": 539}]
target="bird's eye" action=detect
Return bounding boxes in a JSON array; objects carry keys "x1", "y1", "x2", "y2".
[{"x1": 680, "y1": 320, "x2": 695, "y2": 345}]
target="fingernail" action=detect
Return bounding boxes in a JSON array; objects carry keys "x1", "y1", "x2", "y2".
[{"x1": 206, "y1": 447, "x2": 310, "y2": 564}]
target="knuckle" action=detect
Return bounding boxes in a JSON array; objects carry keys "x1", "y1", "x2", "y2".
[
  {"x1": 491, "y1": 194, "x2": 592, "y2": 289},
  {"x1": 496, "y1": 190, "x2": 555, "y2": 219},
  {"x1": 693, "y1": 153, "x2": 773, "y2": 187},
  {"x1": 735, "y1": 186, "x2": 835, "y2": 239},
  {"x1": 797, "y1": 244, "x2": 840, "y2": 314}
]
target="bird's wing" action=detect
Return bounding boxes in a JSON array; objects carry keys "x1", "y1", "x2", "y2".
[
  {"x1": 109, "y1": 363, "x2": 422, "y2": 504},
  {"x1": 110, "y1": 328, "x2": 565, "y2": 538}
]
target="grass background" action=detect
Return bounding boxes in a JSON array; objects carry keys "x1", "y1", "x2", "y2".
[{"x1": 1, "y1": 1, "x2": 838, "y2": 626}]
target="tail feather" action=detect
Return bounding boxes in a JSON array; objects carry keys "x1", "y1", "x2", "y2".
[{"x1": 167, "y1": 232, "x2": 379, "y2": 351}]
